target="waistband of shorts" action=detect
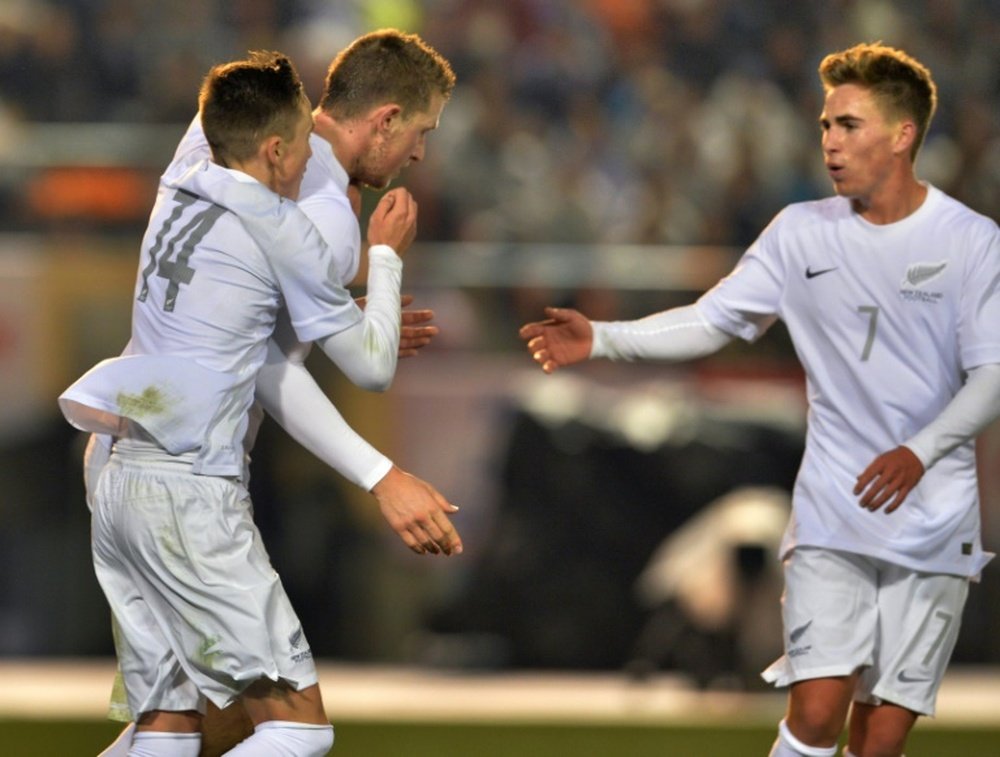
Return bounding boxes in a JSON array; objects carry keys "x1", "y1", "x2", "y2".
[{"x1": 111, "y1": 437, "x2": 200, "y2": 468}]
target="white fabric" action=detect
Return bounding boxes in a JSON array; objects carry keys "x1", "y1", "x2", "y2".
[
  {"x1": 224, "y1": 721, "x2": 334, "y2": 756},
  {"x1": 123, "y1": 116, "x2": 399, "y2": 484},
  {"x1": 590, "y1": 304, "x2": 731, "y2": 362},
  {"x1": 298, "y1": 130, "x2": 362, "y2": 285},
  {"x1": 93, "y1": 441, "x2": 318, "y2": 714},
  {"x1": 904, "y1": 363, "x2": 1000, "y2": 469},
  {"x1": 173, "y1": 116, "x2": 361, "y2": 288},
  {"x1": 762, "y1": 547, "x2": 967, "y2": 716},
  {"x1": 316, "y1": 244, "x2": 401, "y2": 391},
  {"x1": 697, "y1": 185, "x2": 1000, "y2": 577},
  {"x1": 127, "y1": 732, "x2": 201, "y2": 757},
  {"x1": 769, "y1": 719, "x2": 838, "y2": 756},
  {"x1": 98, "y1": 722, "x2": 136, "y2": 757},
  {"x1": 59, "y1": 157, "x2": 364, "y2": 476},
  {"x1": 257, "y1": 332, "x2": 392, "y2": 491}
]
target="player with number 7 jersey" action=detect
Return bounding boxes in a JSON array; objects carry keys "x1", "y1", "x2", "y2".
[{"x1": 695, "y1": 185, "x2": 1000, "y2": 577}]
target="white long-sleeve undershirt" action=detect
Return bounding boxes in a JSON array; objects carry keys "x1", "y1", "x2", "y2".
[
  {"x1": 255, "y1": 343, "x2": 392, "y2": 492},
  {"x1": 903, "y1": 363, "x2": 1000, "y2": 470},
  {"x1": 317, "y1": 244, "x2": 402, "y2": 391},
  {"x1": 590, "y1": 304, "x2": 732, "y2": 362},
  {"x1": 591, "y1": 306, "x2": 1000, "y2": 474},
  {"x1": 251, "y1": 243, "x2": 403, "y2": 491}
]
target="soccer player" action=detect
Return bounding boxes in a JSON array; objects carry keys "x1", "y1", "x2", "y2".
[
  {"x1": 519, "y1": 42, "x2": 1000, "y2": 757},
  {"x1": 86, "y1": 30, "x2": 461, "y2": 756},
  {"x1": 59, "y1": 51, "x2": 457, "y2": 757}
]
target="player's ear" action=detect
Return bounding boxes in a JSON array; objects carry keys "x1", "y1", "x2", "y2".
[
  {"x1": 263, "y1": 134, "x2": 284, "y2": 166},
  {"x1": 370, "y1": 103, "x2": 402, "y2": 134},
  {"x1": 893, "y1": 119, "x2": 917, "y2": 157}
]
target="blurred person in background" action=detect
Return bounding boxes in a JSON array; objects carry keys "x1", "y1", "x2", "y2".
[
  {"x1": 60, "y1": 46, "x2": 460, "y2": 756},
  {"x1": 520, "y1": 42, "x2": 1000, "y2": 757}
]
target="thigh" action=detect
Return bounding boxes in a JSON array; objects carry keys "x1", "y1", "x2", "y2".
[{"x1": 857, "y1": 565, "x2": 968, "y2": 716}]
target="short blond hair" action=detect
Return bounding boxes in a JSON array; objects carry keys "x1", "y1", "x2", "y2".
[
  {"x1": 819, "y1": 42, "x2": 937, "y2": 162},
  {"x1": 319, "y1": 29, "x2": 455, "y2": 121}
]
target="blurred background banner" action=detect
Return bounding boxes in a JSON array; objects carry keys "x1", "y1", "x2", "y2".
[{"x1": 1, "y1": 0, "x2": 998, "y2": 683}]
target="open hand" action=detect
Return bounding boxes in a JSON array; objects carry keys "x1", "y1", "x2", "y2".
[
  {"x1": 518, "y1": 307, "x2": 594, "y2": 373},
  {"x1": 854, "y1": 446, "x2": 925, "y2": 514},
  {"x1": 371, "y1": 466, "x2": 463, "y2": 556}
]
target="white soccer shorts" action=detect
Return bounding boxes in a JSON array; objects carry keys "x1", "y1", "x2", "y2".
[
  {"x1": 761, "y1": 546, "x2": 968, "y2": 716},
  {"x1": 91, "y1": 440, "x2": 318, "y2": 717}
]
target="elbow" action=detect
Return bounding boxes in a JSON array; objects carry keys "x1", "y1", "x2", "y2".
[{"x1": 346, "y1": 364, "x2": 394, "y2": 392}]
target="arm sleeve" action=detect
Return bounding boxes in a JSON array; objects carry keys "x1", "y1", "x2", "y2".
[
  {"x1": 590, "y1": 304, "x2": 732, "y2": 362},
  {"x1": 255, "y1": 340, "x2": 393, "y2": 491},
  {"x1": 316, "y1": 244, "x2": 401, "y2": 391},
  {"x1": 903, "y1": 363, "x2": 1000, "y2": 469}
]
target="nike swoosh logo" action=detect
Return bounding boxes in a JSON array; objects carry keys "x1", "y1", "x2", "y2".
[
  {"x1": 897, "y1": 670, "x2": 933, "y2": 683},
  {"x1": 805, "y1": 266, "x2": 838, "y2": 279},
  {"x1": 789, "y1": 620, "x2": 812, "y2": 644}
]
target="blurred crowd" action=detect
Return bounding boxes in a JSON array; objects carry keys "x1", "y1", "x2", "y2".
[{"x1": 1, "y1": 0, "x2": 998, "y2": 246}]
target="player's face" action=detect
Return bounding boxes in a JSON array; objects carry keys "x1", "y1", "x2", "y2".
[
  {"x1": 354, "y1": 93, "x2": 446, "y2": 189},
  {"x1": 274, "y1": 100, "x2": 314, "y2": 201},
  {"x1": 820, "y1": 84, "x2": 903, "y2": 204}
]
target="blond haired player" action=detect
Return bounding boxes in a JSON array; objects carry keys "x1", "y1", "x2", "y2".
[
  {"x1": 520, "y1": 43, "x2": 1000, "y2": 757},
  {"x1": 61, "y1": 48, "x2": 460, "y2": 757}
]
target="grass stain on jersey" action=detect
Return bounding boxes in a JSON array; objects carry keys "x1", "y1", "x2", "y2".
[{"x1": 117, "y1": 386, "x2": 168, "y2": 418}]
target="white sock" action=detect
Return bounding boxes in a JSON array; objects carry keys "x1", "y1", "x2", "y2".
[
  {"x1": 223, "y1": 720, "x2": 334, "y2": 756},
  {"x1": 127, "y1": 731, "x2": 201, "y2": 757},
  {"x1": 98, "y1": 722, "x2": 135, "y2": 757},
  {"x1": 769, "y1": 719, "x2": 838, "y2": 757}
]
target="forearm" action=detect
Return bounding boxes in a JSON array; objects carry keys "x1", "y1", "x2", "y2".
[
  {"x1": 256, "y1": 347, "x2": 392, "y2": 491},
  {"x1": 317, "y1": 244, "x2": 401, "y2": 390},
  {"x1": 590, "y1": 304, "x2": 731, "y2": 362},
  {"x1": 904, "y1": 363, "x2": 1000, "y2": 469}
]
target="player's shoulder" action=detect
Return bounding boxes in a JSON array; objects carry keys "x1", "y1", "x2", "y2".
[
  {"x1": 775, "y1": 196, "x2": 851, "y2": 226},
  {"x1": 925, "y1": 185, "x2": 998, "y2": 237},
  {"x1": 759, "y1": 196, "x2": 850, "y2": 244}
]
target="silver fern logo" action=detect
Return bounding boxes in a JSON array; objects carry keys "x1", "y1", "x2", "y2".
[{"x1": 902, "y1": 261, "x2": 947, "y2": 288}]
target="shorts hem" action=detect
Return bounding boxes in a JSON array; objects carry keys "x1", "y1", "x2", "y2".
[
  {"x1": 762, "y1": 662, "x2": 862, "y2": 688},
  {"x1": 869, "y1": 684, "x2": 936, "y2": 718}
]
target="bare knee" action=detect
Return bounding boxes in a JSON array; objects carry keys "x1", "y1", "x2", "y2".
[
  {"x1": 240, "y1": 679, "x2": 328, "y2": 727},
  {"x1": 786, "y1": 677, "x2": 856, "y2": 747}
]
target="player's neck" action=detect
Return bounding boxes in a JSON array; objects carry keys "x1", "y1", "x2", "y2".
[
  {"x1": 313, "y1": 108, "x2": 365, "y2": 177},
  {"x1": 221, "y1": 157, "x2": 277, "y2": 195},
  {"x1": 852, "y1": 174, "x2": 927, "y2": 225}
]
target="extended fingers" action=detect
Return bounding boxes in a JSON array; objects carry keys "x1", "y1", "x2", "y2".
[{"x1": 401, "y1": 308, "x2": 434, "y2": 325}]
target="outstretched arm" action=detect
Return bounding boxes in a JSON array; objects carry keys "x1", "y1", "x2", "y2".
[
  {"x1": 255, "y1": 341, "x2": 462, "y2": 555},
  {"x1": 519, "y1": 304, "x2": 732, "y2": 373}
]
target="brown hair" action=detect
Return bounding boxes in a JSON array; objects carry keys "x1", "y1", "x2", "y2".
[
  {"x1": 199, "y1": 50, "x2": 308, "y2": 166},
  {"x1": 819, "y1": 42, "x2": 937, "y2": 161},
  {"x1": 319, "y1": 29, "x2": 455, "y2": 121}
]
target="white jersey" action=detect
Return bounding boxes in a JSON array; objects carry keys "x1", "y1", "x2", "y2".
[
  {"x1": 60, "y1": 158, "x2": 361, "y2": 476},
  {"x1": 697, "y1": 185, "x2": 1000, "y2": 577},
  {"x1": 173, "y1": 116, "x2": 362, "y2": 286}
]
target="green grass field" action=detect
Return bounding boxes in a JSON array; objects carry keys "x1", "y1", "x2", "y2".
[{"x1": 4, "y1": 718, "x2": 1000, "y2": 756}]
